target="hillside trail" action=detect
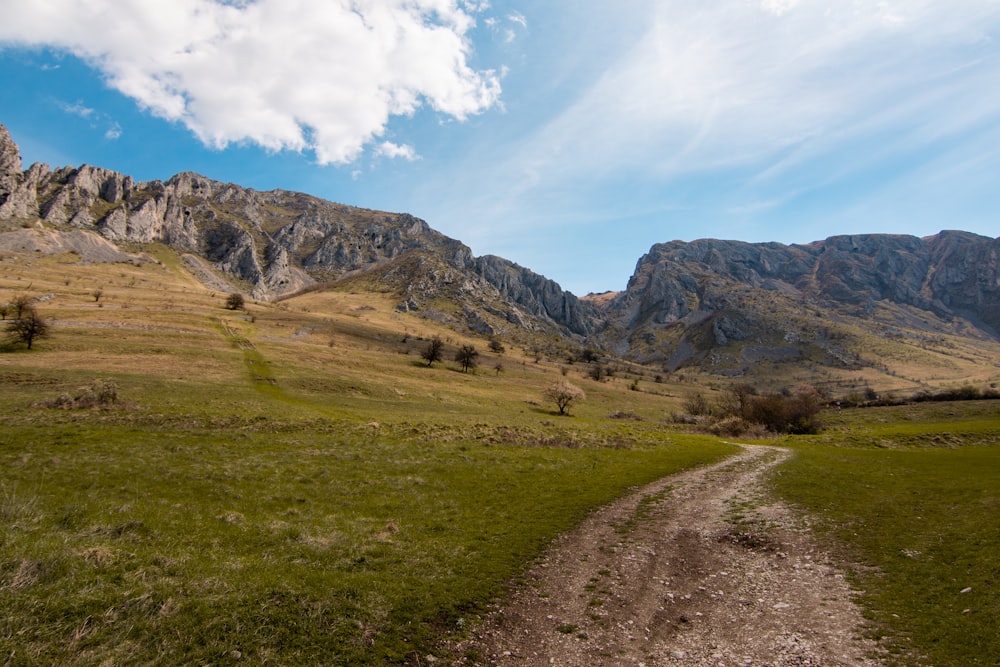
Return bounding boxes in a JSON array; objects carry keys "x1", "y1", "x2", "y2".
[{"x1": 447, "y1": 444, "x2": 884, "y2": 667}]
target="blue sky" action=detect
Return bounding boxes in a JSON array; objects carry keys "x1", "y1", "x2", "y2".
[{"x1": 2, "y1": 1, "x2": 999, "y2": 295}]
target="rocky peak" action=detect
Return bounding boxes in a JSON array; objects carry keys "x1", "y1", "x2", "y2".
[
  {"x1": 602, "y1": 232, "x2": 1000, "y2": 368},
  {"x1": 0, "y1": 125, "x2": 593, "y2": 337},
  {"x1": 0, "y1": 124, "x2": 22, "y2": 200},
  {"x1": 0, "y1": 124, "x2": 44, "y2": 220}
]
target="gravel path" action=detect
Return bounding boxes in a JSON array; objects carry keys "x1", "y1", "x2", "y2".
[{"x1": 448, "y1": 445, "x2": 884, "y2": 666}]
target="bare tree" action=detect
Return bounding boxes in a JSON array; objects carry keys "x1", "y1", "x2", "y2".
[
  {"x1": 8, "y1": 307, "x2": 50, "y2": 350},
  {"x1": 588, "y1": 363, "x2": 605, "y2": 382},
  {"x1": 543, "y1": 380, "x2": 586, "y2": 416},
  {"x1": 92, "y1": 289, "x2": 103, "y2": 303},
  {"x1": 455, "y1": 344, "x2": 479, "y2": 373},
  {"x1": 11, "y1": 295, "x2": 33, "y2": 319},
  {"x1": 488, "y1": 338, "x2": 505, "y2": 355},
  {"x1": 421, "y1": 336, "x2": 444, "y2": 367},
  {"x1": 225, "y1": 293, "x2": 245, "y2": 310}
]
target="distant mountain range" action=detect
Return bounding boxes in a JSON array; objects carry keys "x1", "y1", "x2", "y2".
[{"x1": 3, "y1": 123, "x2": 999, "y2": 386}]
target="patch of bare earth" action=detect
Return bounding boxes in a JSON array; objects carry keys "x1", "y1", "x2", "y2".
[{"x1": 448, "y1": 446, "x2": 884, "y2": 666}]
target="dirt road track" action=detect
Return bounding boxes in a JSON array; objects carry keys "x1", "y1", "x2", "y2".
[{"x1": 448, "y1": 445, "x2": 883, "y2": 666}]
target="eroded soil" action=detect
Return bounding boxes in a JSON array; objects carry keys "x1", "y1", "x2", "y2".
[{"x1": 448, "y1": 445, "x2": 884, "y2": 666}]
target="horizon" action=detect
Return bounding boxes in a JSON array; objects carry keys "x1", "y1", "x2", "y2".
[{"x1": 2, "y1": 1, "x2": 999, "y2": 295}]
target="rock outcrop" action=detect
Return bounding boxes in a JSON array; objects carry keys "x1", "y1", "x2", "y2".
[
  {"x1": 4, "y1": 121, "x2": 998, "y2": 364},
  {"x1": 0, "y1": 123, "x2": 586, "y2": 335},
  {"x1": 599, "y1": 232, "x2": 1000, "y2": 366}
]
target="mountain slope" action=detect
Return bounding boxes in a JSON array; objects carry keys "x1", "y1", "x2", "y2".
[
  {"x1": 0, "y1": 123, "x2": 590, "y2": 339},
  {"x1": 3, "y1": 122, "x2": 999, "y2": 392},
  {"x1": 595, "y1": 233, "x2": 1000, "y2": 390}
]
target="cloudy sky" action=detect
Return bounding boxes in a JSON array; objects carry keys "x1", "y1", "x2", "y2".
[{"x1": 1, "y1": 0, "x2": 998, "y2": 295}]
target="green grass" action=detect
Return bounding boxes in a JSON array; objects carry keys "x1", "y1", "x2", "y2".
[
  {"x1": 773, "y1": 404, "x2": 1000, "y2": 666},
  {"x1": 0, "y1": 413, "x2": 731, "y2": 665},
  {"x1": 5, "y1": 247, "x2": 1000, "y2": 665}
]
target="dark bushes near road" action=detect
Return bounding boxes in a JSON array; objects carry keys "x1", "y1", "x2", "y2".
[
  {"x1": 839, "y1": 383, "x2": 1000, "y2": 408},
  {"x1": 676, "y1": 384, "x2": 823, "y2": 436}
]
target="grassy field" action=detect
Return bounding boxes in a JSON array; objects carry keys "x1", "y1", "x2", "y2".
[
  {"x1": 3, "y1": 246, "x2": 1000, "y2": 665},
  {"x1": 773, "y1": 402, "x2": 1000, "y2": 666},
  {"x1": 1, "y1": 248, "x2": 735, "y2": 664}
]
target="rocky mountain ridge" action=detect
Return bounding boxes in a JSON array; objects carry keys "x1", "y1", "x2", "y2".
[
  {"x1": 0, "y1": 124, "x2": 592, "y2": 340},
  {"x1": 594, "y1": 232, "x2": 1000, "y2": 378},
  {"x1": 3, "y1": 123, "x2": 999, "y2": 385}
]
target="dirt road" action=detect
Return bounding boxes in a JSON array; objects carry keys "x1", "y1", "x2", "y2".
[{"x1": 449, "y1": 445, "x2": 883, "y2": 666}]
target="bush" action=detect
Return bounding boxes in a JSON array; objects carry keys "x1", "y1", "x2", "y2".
[
  {"x1": 708, "y1": 416, "x2": 754, "y2": 437},
  {"x1": 36, "y1": 379, "x2": 120, "y2": 409},
  {"x1": 744, "y1": 389, "x2": 822, "y2": 435},
  {"x1": 682, "y1": 392, "x2": 712, "y2": 416},
  {"x1": 225, "y1": 293, "x2": 245, "y2": 310},
  {"x1": 704, "y1": 384, "x2": 823, "y2": 435},
  {"x1": 543, "y1": 381, "x2": 586, "y2": 416}
]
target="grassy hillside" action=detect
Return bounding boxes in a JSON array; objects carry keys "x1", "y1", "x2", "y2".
[
  {"x1": 2, "y1": 245, "x2": 999, "y2": 665},
  {"x1": 0, "y1": 246, "x2": 734, "y2": 664}
]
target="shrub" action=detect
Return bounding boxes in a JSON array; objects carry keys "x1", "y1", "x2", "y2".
[
  {"x1": 682, "y1": 392, "x2": 711, "y2": 416},
  {"x1": 708, "y1": 416, "x2": 754, "y2": 437},
  {"x1": 543, "y1": 380, "x2": 586, "y2": 416},
  {"x1": 7, "y1": 307, "x2": 49, "y2": 350},
  {"x1": 708, "y1": 384, "x2": 823, "y2": 435},
  {"x1": 36, "y1": 379, "x2": 120, "y2": 409},
  {"x1": 744, "y1": 389, "x2": 822, "y2": 435},
  {"x1": 225, "y1": 293, "x2": 245, "y2": 310},
  {"x1": 421, "y1": 336, "x2": 444, "y2": 367},
  {"x1": 454, "y1": 345, "x2": 479, "y2": 373}
]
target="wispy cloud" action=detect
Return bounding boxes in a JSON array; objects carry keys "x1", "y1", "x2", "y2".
[
  {"x1": 502, "y1": 1, "x2": 1000, "y2": 193},
  {"x1": 56, "y1": 99, "x2": 122, "y2": 140},
  {"x1": 57, "y1": 100, "x2": 95, "y2": 120},
  {"x1": 0, "y1": 0, "x2": 503, "y2": 164},
  {"x1": 375, "y1": 141, "x2": 420, "y2": 161}
]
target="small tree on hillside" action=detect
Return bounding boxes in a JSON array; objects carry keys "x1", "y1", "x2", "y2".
[
  {"x1": 488, "y1": 338, "x2": 505, "y2": 355},
  {"x1": 543, "y1": 380, "x2": 586, "y2": 416},
  {"x1": 421, "y1": 336, "x2": 444, "y2": 367},
  {"x1": 0, "y1": 303, "x2": 8, "y2": 320},
  {"x1": 588, "y1": 363, "x2": 605, "y2": 382},
  {"x1": 11, "y1": 295, "x2": 33, "y2": 320},
  {"x1": 225, "y1": 292, "x2": 245, "y2": 310},
  {"x1": 455, "y1": 344, "x2": 479, "y2": 373},
  {"x1": 8, "y1": 307, "x2": 50, "y2": 350}
]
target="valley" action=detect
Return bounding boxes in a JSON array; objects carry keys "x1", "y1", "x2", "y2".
[{"x1": 1, "y1": 122, "x2": 999, "y2": 666}]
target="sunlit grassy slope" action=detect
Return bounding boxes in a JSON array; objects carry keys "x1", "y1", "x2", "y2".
[
  {"x1": 0, "y1": 246, "x2": 735, "y2": 664},
  {"x1": 3, "y1": 245, "x2": 999, "y2": 666}
]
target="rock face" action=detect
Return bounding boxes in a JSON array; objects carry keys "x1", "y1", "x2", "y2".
[
  {"x1": 3, "y1": 121, "x2": 998, "y2": 365},
  {"x1": 0, "y1": 124, "x2": 586, "y2": 336},
  {"x1": 598, "y1": 232, "x2": 1000, "y2": 367}
]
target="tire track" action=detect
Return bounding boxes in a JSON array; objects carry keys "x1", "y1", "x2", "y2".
[{"x1": 450, "y1": 445, "x2": 882, "y2": 666}]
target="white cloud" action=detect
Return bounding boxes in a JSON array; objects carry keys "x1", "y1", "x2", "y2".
[
  {"x1": 105, "y1": 122, "x2": 122, "y2": 140},
  {"x1": 760, "y1": 0, "x2": 798, "y2": 17},
  {"x1": 0, "y1": 0, "x2": 501, "y2": 164},
  {"x1": 58, "y1": 101, "x2": 96, "y2": 120},
  {"x1": 375, "y1": 141, "x2": 420, "y2": 161}
]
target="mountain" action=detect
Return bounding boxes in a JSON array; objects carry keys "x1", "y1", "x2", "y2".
[
  {"x1": 3, "y1": 122, "x2": 999, "y2": 391},
  {"x1": 0, "y1": 124, "x2": 592, "y2": 341},
  {"x1": 592, "y1": 233, "x2": 1000, "y2": 388}
]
